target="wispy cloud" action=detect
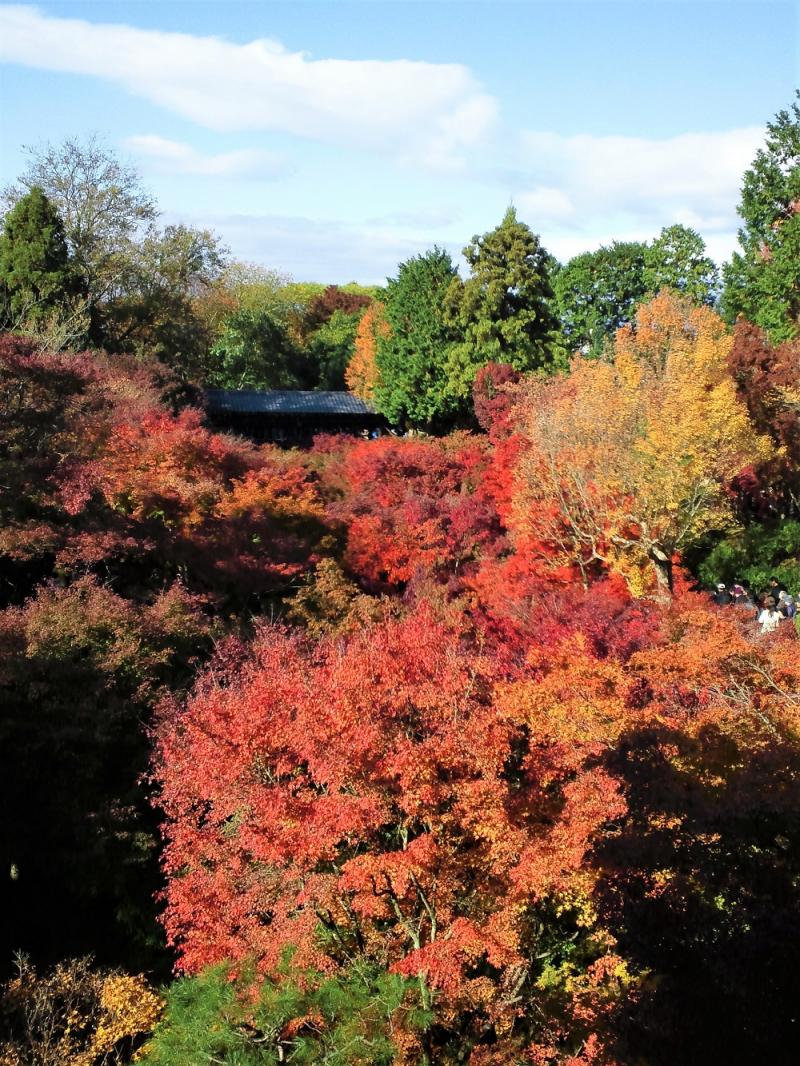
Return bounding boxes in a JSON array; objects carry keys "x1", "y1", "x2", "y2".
[
  {"x1": 124, "y1": 134, "x2": 289, "y2": 179},
  {"x1": 365, "y1": 207, "x2": 462, "y2": 229},
  {"x1": 513, "y1": 126, "x2": 762, "y2": 262},
  {"x1": 182, "y1": 210, "x2": 462, "y2": 286},
  {"x1": 0, "y1": 5, "x2": 497, "y2": 168}
]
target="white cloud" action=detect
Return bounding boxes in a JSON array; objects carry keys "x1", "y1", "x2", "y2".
[
  {"x1": 178, "y1": 210, "x2": 461, "y2": 286},
  {"x1": 0, "y1": 5, "x2": 497, "y2": 167},
  {"x1": 365, "y1": 207, "x2": 461, "y2": 229},
  {"x1": 541, "y1": 228, "x2": 743, "y2": 272},
  {"x1": 517, "y1": 186, "x2": 575, "y2": 222},
  {"x1": 514, "y1": 126, "x2": 763, "y2": 262},
  {"x1": 124, "y1": 134, "x2": 289, "y2": 178}
]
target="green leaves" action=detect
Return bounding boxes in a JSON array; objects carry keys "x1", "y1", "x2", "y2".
[
  {"x1": 722, "y1": 92, "x2": 800, "y2": 342},
  {"x1": 0, "y1": 186, "x2": 78, "y2": 328},
  {"x1": 373, "y1": 246, "x2": 461, "y2": 429},
  {"x1": 553, "y1": 240, "x2": 649, "y2": 357},
  {"x1": 554, "y1": 226, "x2": 717, "y2": 360},
  {"x1": 141, "y1": 958, "x2": 422, "y2": 1065},
  {"x1": 643, "y1": 224, "x2": 719, "y2": 307},
  {"x1": 445, "y1": 206, "x2": 562, "y2": 377},
  {"x1": 373, "y1": 213, "x2": 562, "y2": 431},
  {"x1": 208, "y1": 307, "x2": 307, "y2": 390}
]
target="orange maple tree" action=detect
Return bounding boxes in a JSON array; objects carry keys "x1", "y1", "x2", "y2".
[{"x1": 154, "y1": 606, "x2": 633, "y2": 1061}]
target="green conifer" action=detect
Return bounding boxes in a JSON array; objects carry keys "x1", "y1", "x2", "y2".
[{"x1": 0, "y1": 186, "x2": 77, "y2": 327}]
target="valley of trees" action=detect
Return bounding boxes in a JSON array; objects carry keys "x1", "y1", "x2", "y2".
[{"x1": 1, "y1": 96, "x2": 799, "y2": 1065}]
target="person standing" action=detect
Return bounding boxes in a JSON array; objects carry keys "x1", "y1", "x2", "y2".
[
  {"x1": 711, "y1": 583, "x2": 733, "y2": 606},
  {"x1": 758, "y1": 597, "x2": 783, "y2": 634},
  {"x1": 731, "y1": 584, "x2": 753, "y2": 609},
  {"x1": 769, "y1": 576, "x2": 788, "y2": 602},
  {"x1": 778, "y1": 591, "x2": 797, "y2": 620}
]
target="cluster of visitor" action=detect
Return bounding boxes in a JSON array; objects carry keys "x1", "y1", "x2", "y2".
[{"x1": 710, "y1": 577, "x2": 797, "y2": 634}]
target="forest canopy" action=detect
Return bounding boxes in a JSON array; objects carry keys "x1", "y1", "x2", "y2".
[{"x1": 1, "y1": 97, "x2": 800, "y2": 1066}]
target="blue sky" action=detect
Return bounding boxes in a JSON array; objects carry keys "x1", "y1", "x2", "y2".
[{"x1": 0, "y1": 1, "x2": 797, "y2": 282}]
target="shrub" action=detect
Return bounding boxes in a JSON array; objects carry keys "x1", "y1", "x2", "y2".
[{"x1": 0, "y1": 955, "x2": 161, "y2": 1066}]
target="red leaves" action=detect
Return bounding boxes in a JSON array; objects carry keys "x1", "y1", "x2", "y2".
[
  {"x1": 727, "y1": 319, "x2": 800, "y2": 514},
  {"x1": 323, "y1": 434, "x2": 502, "y2": 589},
  {"x1": 472, "y1": 361, "x2": 522, "y2": 436},
  {"x1": 153, "y1": 600, "x2": 633, "y2": 1053},
  {"x1": 8, "y1": 334, "x2": 800, "y2": 1060},
  {"x1": 0, "y1": 337, "x2": 327, "y2": 602}
]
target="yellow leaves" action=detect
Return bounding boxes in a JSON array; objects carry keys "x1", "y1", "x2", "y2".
[
  {"x1": 552, "y1": 889, "x2": 599, "y2": 930},
  {"x1": 500, "y1": 643, "x2": 629, "y2": 751},
  {"x1": 0, "y1": 958, "x2": 162, "y2": 1066},
  {"x1": 513, "y1": 292, "x2": 777, "y2": 594},
  {"x1": 80, "y1": 975, "x2": 163, "y2": 1063}
]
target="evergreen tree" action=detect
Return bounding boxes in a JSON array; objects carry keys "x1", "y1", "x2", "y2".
[
  {"x1": 444, "y1": 206, "x2": 561, "y2": 389},
  {"x1": 643, "y1": 224, "x2": 719, "y2": 306},
  {"x1": 373, "y1": 247, "x2": 461, "y2": 429},
  {"x1": 722, "y1": 93, "x2": 800, "y2": 342},
  {"x1": 553, "y1": 240, "x2": 649, "y2": 357},
  {"x1": 3, "y1": 135, "x2": 157, "y2": 316},
  {"x1": 0, "y1": 186, "x2": 76, "y2": 326}
]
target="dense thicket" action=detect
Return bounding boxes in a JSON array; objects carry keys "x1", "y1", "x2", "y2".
[
  {"x1": 1, "y1": 290, "x2": 799, "y2": 1063},
  {"x1": 2, "y1": 99, "x2": 800, "y2": 1066}
]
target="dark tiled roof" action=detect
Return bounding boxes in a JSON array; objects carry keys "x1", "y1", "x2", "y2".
[{"x1": 205, "y1": 389, "x2": 377, "y2": 416}]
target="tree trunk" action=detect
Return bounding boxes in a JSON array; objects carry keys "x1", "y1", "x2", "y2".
[{"x1": 649, "y1": 545, "x2": 673, "y2": 599}]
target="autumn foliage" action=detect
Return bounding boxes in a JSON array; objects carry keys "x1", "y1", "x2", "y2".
[
  {"x1": 512, "y1": 293, "x2": 774, "y2": 595},
  {"x1": 346, "y1": 299, "x2": 388, "y2": 401},
  {"x1": 154, "y1": 606, "x2": 632, "y2": 1061},
  {"x1": 322, "y1": 433, "x2": 502, "y2": 591},
  {"x1": 2, "y1": 287, "x2": 800, "y2": 1065},
  {"x1": 727, "y1": 319, "x2": 800, "y2": 515},
  {"x1": 0, "y1": 956, "x2": 162, "y2": 1066}
]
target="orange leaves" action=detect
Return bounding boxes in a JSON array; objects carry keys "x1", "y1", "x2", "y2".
[
  {"x1": 512, "y1": 292, "x2": 775, "y2": 594},
  {"x1": 511, "y1": 769, "x2": 626, "y2": 901},
  {"x1": 155, "y1": 606, "x2": 618, "y2": 971},
  {"x1": 345, "y1": 300, "x2": 388, "y2": 401},
  {"x1": 501, "y1": 641, "x2": 630, "y2": 754},
  {"x1": 392, "y1": 916, "x2": 519, "y2": 994},
  {"x1": 630, "y1": 594, "x2": 800, "y2": 742},
  {"x1": 96, "y1": 407, "x2": 253, "y2": 529},
  {"x1": 153, "y1": 599, "x2": 646, "y2": 1061}
]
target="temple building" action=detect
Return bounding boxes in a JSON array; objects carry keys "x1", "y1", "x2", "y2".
[{"x1": 204, "y1": 388, "x2": 388, "y2": 445}]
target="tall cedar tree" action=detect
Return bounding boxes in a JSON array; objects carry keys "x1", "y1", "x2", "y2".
[
  {"x1": 444, "y1": 206, "x2": 561, "y2": 386},
  {"x1": 722, "y1": 93, "x2": 800, "y2": 341},
  {"x1": 0, "y1": 187, "x2": 76, "y2": 326},
  {"x1": 373, "y1": 247, "x2": 461, "y2": 430}
]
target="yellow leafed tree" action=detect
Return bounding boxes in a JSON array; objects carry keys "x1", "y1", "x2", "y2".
[{"x1": 512, "y1": 291, "x2": 776, "y2": 595}]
